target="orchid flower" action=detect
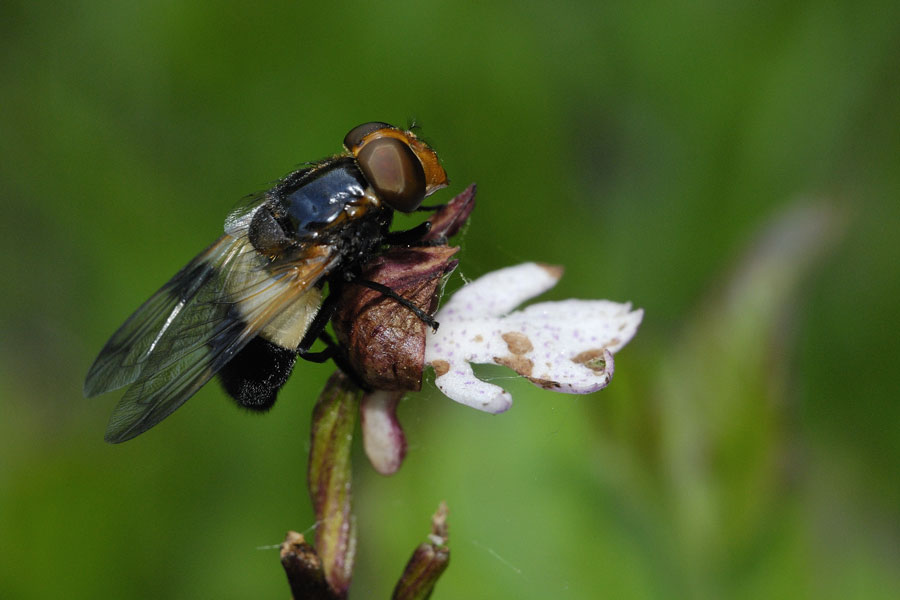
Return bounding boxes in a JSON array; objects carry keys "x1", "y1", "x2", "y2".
[
  {"x1": 425, "y1": 262, "x2": 643, "y2": 413},
  {"x1": 360, "y1": 260, "x2": 643, "y2": 474}
]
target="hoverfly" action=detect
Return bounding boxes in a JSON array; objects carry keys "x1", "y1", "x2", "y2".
[{"x1": 84, "y1": 122, "x2": 448, "y2": 443}]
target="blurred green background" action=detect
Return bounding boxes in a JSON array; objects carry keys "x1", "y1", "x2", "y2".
[{"x1": 2, "y1": 1, "x2": 898, "y2": 598}]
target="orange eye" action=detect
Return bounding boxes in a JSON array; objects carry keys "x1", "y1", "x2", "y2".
[{"x1": 357, "y1": 137, "x2": 426, "y2": 212}]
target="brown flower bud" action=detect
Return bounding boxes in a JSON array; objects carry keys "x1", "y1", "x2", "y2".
[
  {"x1": 332, "y1": 246, "x2": 459, "y2": 390},
  {"x1": 280, "y1": 531, "x2": 338, "y2": 600},
  {"x1": 392, "y1": 502, "x2": 450, "y2": 600},
  {"x1": 331, "y1": 184, "x2": 476, "y2": 392}
]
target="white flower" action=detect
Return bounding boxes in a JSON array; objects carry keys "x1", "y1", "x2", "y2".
[
  {"x1": 424, "y1": 262, "x2": 643, "y2": 413},
  {"x1": 361, "y1": 262, "x2": 643, "y2": 475}
]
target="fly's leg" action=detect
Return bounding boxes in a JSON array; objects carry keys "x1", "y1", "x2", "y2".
[
  {"x1": 384, "y1": 221, "x2": 432, "y2": 245},
  {"x1": 354, "y1": 279, "x2": 439, "y2": 331},
  {"x1": 295, "y1": 284, "x2": 372, "y2": 390}
]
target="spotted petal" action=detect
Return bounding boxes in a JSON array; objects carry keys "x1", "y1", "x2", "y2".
[{"x1": 425, "y1": 263, "x2": 643, "y2": 412}]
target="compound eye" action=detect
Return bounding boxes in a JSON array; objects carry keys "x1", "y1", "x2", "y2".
[
  {"x1": 344, "y1": 121, "x2": 391, "y2": 151},
  {"x1": 357, "y1": 137, "x2": 426, "y2": 212}
]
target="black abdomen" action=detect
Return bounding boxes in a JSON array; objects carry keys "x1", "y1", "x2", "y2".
[{"x1": 217, "y1": 336, "x2": 298, "y2": 411}]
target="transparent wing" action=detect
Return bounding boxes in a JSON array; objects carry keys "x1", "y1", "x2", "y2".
[
  {"x1": 224, "y1": 192, "x2": 267, "y2": 236},
  {"x1": 86, "y1": 223, "x2": 338, "y2": 443},
  {"x1": 84, "y1": 235, "x2": 242, "y2": 397}
]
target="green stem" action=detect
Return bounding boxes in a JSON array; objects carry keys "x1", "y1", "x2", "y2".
[{"x1": 308, "y1": 371, "x2": 361, "y2": 598}]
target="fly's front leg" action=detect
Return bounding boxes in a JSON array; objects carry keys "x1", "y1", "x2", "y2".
[
  {"x1": 354, "y1": 279, "x2": 439, "y2": 331},
  {"x1": 384, "y1": 221, "x2": 433, "y2": 246}
]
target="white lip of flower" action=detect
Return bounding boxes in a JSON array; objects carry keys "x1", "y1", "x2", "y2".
[{"x1": 424, "y1": 262, "x2": 643, "y2": 413}]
